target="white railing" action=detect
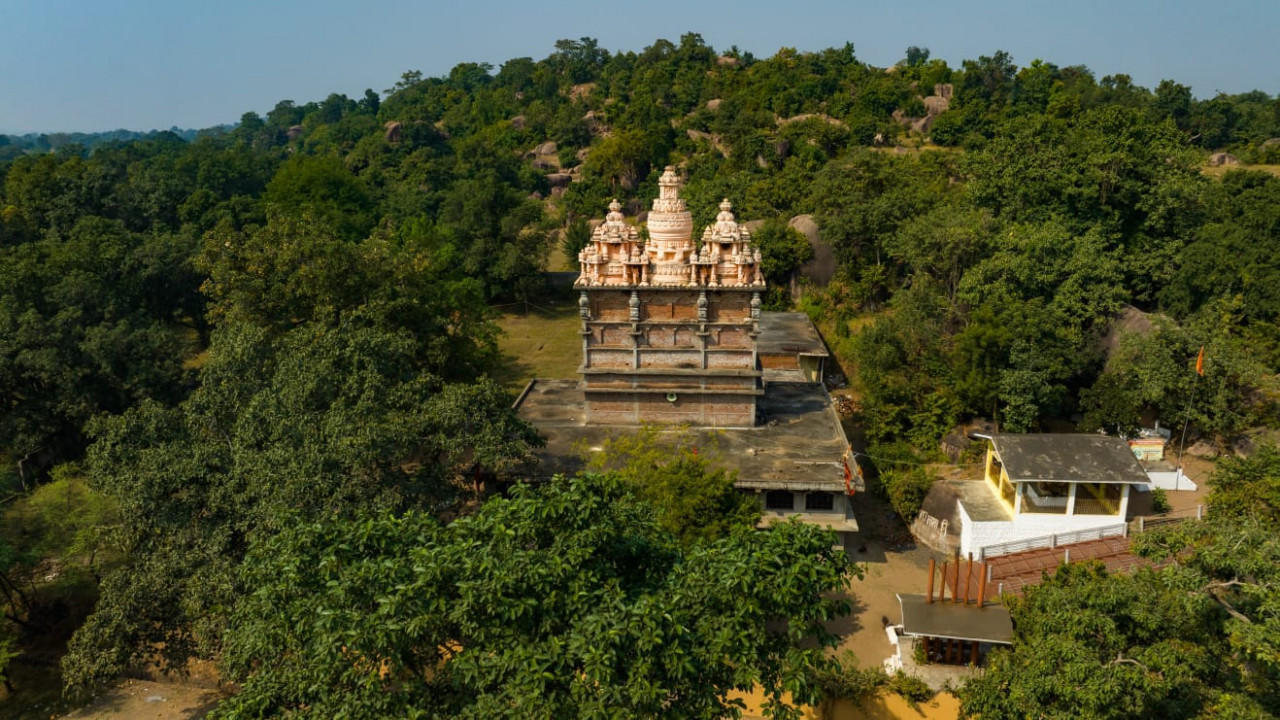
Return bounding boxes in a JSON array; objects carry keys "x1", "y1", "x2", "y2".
[{"x1": 976, "y1": 523, "x2": 1128, "y2": 562}]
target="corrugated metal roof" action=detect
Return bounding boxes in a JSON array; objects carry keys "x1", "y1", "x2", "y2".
[{"x1": 897, "y1": 594, "x2": 1014, "y2": 644}]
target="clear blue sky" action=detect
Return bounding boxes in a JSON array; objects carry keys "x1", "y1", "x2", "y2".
[{"x1": 2, "y1": 0, "x2": 1277, "y2": 134}]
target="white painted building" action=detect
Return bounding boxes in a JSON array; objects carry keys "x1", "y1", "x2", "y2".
[{"x1": 957, "y1": 434, "x2": 1150, "y2": 558}]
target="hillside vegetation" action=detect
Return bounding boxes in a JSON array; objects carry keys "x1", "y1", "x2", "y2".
[{"x1": 0, "y1": 34, "x2": 1278, "y2": 718}]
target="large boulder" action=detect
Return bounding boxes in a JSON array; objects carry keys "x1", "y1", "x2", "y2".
[
  {"x1": 1209, "y1": 152, "x2": 1240, "y2": 166},
  {"x1": 583, "y1": 111, "x2": 608, "y2": 136},
  {"x1": 705, "y1": 98, "x2": 722, "y2": 111},
  {"x1": 531, "y1": 157, "x2": 559, "y2": 171},
  {"x1": 789, "y1": 215, "x2": 836, "y2": 292},
  {"x1": 922, "y1": 95, "x2": 950, "y2": 115},
  {"x1": 383, "y1": 121, "x2": 402, "y2": 143}
]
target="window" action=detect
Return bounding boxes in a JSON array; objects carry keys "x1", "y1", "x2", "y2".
[
  {"x1": 805, "y1": 492, "x2": 834, "y2": 511},
  {"x1": 765, "y1": 490, "x2": 794, "y2": 510}
]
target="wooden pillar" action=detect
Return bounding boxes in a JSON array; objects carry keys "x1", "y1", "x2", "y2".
[
  {"x1": 927, "y1": 557, "x2": 936, "y2": 603},
  {"x1": 965, "y1": 552, "x2": 974, "y2": 604},
  {"x1": 970, "y1": 641, "x2": 979, "y2": 665},
  {"x1": 939, "y1": 562, "x2": 948, "y2": 602},
  {"x1": 952, "y1": 550, "x2": 961, "y2": 604},
  {"x1": 978, "y1": 562, "x2": 987, "y2": 608}
]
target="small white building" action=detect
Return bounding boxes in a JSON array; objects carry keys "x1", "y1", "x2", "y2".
[{"x1": 957, "y1": 434, "x2": 1150, "y2": 558}]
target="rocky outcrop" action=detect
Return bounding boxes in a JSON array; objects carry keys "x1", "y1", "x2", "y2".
[
  {"x1": 383, "y1": 121, "x2": 402, "y2": 143},
  {"x1": 789, "y1": 214, "x2": 836, "y2": 294},
  {"x1": 568, "y1": 83, "x2": 596, "y2": 101},
  {"x1": 583, "y1": 111, "x2": 608, "y2": 136},
  {"x1": 776, "y1": 113, "x2": 847, "y2": 128},
  {"x1": 1208, "y1": 152, "x2": 1240, "y2": 166}
]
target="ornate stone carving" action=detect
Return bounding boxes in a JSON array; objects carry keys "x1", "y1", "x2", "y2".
[
  {"x1": 629, "y1": 290, "x2": 640, "y2": 323},
  {"x1": 579, "y1": 290, "x2": 590, "y2": 320},
  {"x1": 697, "y1": 290, "x2": 708, "y2": 322},
  {"x1": 571, "y1": 173, "x2": 768, "y2": 290}
]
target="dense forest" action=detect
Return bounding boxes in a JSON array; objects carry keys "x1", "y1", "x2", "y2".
[{"x1": 0, "y1": 34, "x2": 1278, "y2": 717}]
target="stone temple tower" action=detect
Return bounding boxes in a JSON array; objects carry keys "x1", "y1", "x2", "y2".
[{"x1": 575, "y1": 166, "x2": 765, "y2": 427}]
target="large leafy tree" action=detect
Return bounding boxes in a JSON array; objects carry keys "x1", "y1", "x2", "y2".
[
  {"x1": 959, "y1": 564, "x2": 1231, "y2": 719},
  {"x1": 201, "y1": 212, "x2": 498, "y2": 379},
  {"x1": 212, "y1": 475, "x2": 856, "y2": 719},
  {"x1": 0, "y1": 216, "x2": 196, "y2": 479},
  {"x1": 62, "y1": 320, "x2": 539, "y2": 689}
]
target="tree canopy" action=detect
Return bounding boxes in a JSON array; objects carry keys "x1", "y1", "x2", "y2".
[{"x1": 213, "y1": 476, "x2": 856, "y2": 719}]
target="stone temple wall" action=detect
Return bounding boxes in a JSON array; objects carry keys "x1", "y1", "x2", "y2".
[{"x1": 585, "y1": 392, "x2": 756, "y2": 427}]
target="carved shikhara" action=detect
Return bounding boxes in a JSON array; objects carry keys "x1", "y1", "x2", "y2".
[{"x1": 575, "y1": 166, "x2": 766, "y2": 290}]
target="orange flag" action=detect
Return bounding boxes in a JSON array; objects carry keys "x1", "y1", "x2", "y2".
[{"x1": 1196, "y1": 346, "x2": 1205, "y2": 376}]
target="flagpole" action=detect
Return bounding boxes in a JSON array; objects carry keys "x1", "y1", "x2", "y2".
[{"x1": 1175, "y1": 347, "x2": 1205, "y2": 487}]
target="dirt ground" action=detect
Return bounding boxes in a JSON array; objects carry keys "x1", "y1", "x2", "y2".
[
  {"x1": 835, "y1": 491, "x2": 935, "y2": 671},
  {"x1": 58, "y1": 680, "x2": 224, "y2": 720}
]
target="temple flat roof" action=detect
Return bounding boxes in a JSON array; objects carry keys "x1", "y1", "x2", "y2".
[
  {"x1": 513, "y1": 379, "x2": 859, "y2": 493},
  {"x1": 897, "y1": 594, "x2": 1014, "y2": 644},
  {"x1": 758, "y1": 311, "x2": 829, "y2": 357},
  {"x1": 991, "y1": 434, "x2": 1150, "y2": 485}
]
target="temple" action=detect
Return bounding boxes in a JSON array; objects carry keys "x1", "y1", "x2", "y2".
[
  {"x1": 576, "y1": 167, "x2": 764, "y2": 427},
  {"x1": 516, "y1": 167, "x2": 862, "y2": 532}
]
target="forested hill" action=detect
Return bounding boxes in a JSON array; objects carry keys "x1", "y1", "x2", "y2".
[
  {"x1": 3, "y1": 34, "x2": 1276, "y2": 469},
  {"x1": 0, "y1": 127, "x2": 222, "y2": 159},
  {"x1": 0, "y1": 34, "x2": 1278, "y2": 715}
]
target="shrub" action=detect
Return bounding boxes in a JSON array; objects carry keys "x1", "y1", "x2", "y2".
[
  {"x1": 886, "y1": 671, "x2": 933, "y2": 705},
  {"x1": 1150, "y1": 487, "x2": 1172, "y2": 514},
  {"x1": 881, "y1": 466, "x2": 937, "y2": 522}
]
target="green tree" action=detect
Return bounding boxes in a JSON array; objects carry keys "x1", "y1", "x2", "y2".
[
  {"x1": 1203, "y1": 443, "x2": 1280, "y2": 522},
  {"x1": 584, "y1": 426, "x2": 762, "y2": 547},
  {"x1": 752, "y1": 219, "x2": 813, "y2": 285},
  {"x1": 263, "y1": 155, "x2": 375, "y2": 241},
  {"x1": 62, "y1": 321, "x2": 539, "y2": 690},
  {"x1": 959, "y1": 564, "x2": 1241, "y2": 719},
  {"x1": 213, "y1": 475, "x2": 855, "y2": 719}
]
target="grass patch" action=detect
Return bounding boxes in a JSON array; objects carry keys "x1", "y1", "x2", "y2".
[
  {"x1": 546, "y1": 245, "x2": 574, "y2": 272},
  {"x1": 491, "y1": 301, "x2": 582, "y2": 393}
]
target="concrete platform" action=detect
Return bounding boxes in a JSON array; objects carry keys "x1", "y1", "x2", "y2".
[{"x1": 514, "y1": 379, "x2": 860, "y2": 529}]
